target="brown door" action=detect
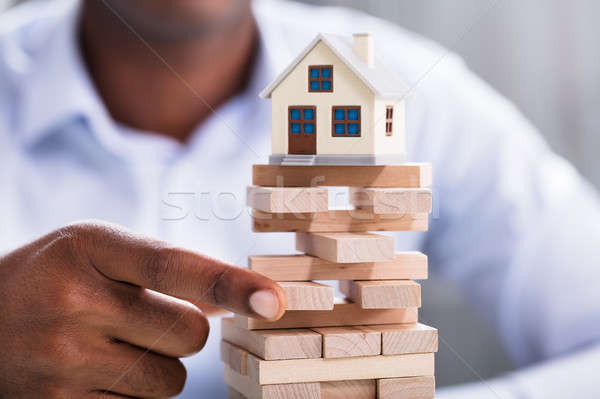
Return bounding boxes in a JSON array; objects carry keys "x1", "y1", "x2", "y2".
[{"x1": 288, "y1": 106, "x2": 316, "y2": 154}]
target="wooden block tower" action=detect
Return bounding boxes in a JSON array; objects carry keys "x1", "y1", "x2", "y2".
[{"x1": 221, "y1": 32, "x2": 437, "y2": 398}]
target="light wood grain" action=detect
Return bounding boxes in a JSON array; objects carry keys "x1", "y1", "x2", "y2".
[
  {"x1": 374, "y1": 323, "x2": 438, "y2": 355},
  {"x1": 377, "y1": 376, "x2": 435, "y2": 399},
  {"x1": 221, "y1": 318, "x2": 322, "y2": 360},
  {"x1": 321, "y1": 380, "x2": 375, "y2": 399},
  {"x1": 224, "y1": 366, "x2": 320, "y2": 399},
  {"x1": 247, "y1": 186, "x2": 328, "y2": 213},
  {"x1": 280, "y1": 281, "x2": 334, "y2": 310},
  {"x1": 227, "y1": 379, "x2": 378, "y2": 399},
  {"x1": 249, "y1": 253, "x2": 428, "y2": 281},
  {"x1": 340, "y1": 280, "x2": 421, "y2": 309},
  {"x1": 246, "y1": 352, "x2": 434, "y2": 384},
  {"x1": 296, "y1": 232, "x2": 394, "y2": 263},
  {"x1": 350, "y1": 187, "x2": 432, "y2": 214},
  {"x1": 252, "y1": 164, "x2": 432, "y2": 188},
  {"x1": 253, "y1": 209, "x2": 428, "y2": 233},
  {"x1": 312, "y1": 326, "x2": 381, "y2": 358},
  {"x1": 235, "y1": 300, "x2": 418, "y2": 330},
  {"x1": 221, "y1": 340, "x2": 248, "y2": 375}
]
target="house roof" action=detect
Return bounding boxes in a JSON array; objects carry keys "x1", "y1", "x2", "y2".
[{"x1": 259, "y1": 33, "x2": 408, "y2": 99}]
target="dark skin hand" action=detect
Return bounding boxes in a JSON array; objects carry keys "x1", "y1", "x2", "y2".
[
  {"x1": 2, "y1": 1, "x2": 267, "y2": 397},
  {"x1": 0, "y1": 221, "x2": 286, "y2": 397}
]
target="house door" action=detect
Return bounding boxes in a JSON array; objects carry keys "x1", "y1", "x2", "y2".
[{"x1": 288, "y1": 106, "x2": 316, "y2": 155}]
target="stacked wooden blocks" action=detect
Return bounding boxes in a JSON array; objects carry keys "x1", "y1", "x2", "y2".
[{"x1": 221, "y1": 164, "x2": 437, "y2": 399}]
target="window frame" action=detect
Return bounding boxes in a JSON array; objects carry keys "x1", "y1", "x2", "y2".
[
  {"x1": 385, "y1": 105, "x2": 394, "y2": 136},
  {"x1": 288, "y1": 105, "x2": 317, "y2": 136},
  {"x1": 308, "y1": 65, "x2": 334, "y2": 93},
  {"x1": 331, "y1": 106, "x2": 361, "y2": 137}
]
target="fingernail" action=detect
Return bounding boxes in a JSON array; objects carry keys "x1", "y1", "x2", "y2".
[{"x1": 249, "y1": 290, "x2": 280, "y2": 319}]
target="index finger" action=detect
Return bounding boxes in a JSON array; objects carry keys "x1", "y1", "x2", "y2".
[{"x1": 71, "y1": 222, "x2": 286, "y2": 321}]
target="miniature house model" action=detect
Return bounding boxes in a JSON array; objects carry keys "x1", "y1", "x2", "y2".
[{"x1": 260, "y1": 33, "x2": 408, "y2": 165}]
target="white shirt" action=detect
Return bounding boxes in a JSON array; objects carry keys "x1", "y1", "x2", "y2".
[{"x1": 1, "y1": 1, "x2": 600, "y2": 398}]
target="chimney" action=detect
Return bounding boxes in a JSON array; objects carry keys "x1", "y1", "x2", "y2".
[{"x1": 353, "y1": 33, "x2": 374, "y2": 68}]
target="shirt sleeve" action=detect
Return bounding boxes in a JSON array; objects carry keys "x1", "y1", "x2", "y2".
[
  {"x1": 438, "y1": 343, "x2": 600, "y2": 398},
  {"x1": 409, "y1": 52, "x2": 600, "y2": 374}
]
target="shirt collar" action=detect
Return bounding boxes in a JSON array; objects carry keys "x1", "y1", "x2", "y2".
[
  {"x1": 18, "y1": 0, "x2": 294, "y2": 154},
  {"x1": 18, "y1": 0, "x2": 113, "y2": 148}
]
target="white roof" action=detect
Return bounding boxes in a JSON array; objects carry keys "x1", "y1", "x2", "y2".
[{"x1": 259, "y1": 33, "x2": 408, "y2": 99}]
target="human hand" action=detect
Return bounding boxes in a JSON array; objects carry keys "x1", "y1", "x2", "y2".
[{"x1": 0, "y1": 221, "x2": 285, "y2": 398}]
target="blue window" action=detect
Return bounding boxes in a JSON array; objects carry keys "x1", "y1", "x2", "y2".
[
  {"x1": 331, "y1": 106, "x2": 361, "y2": 137},
  {"x1": 308, "y1": 65, "x2": 333, "y2": 92},
  {"x1": 303, "y1": 108, "x2": 314, "y2": 120},
  {"x1": 289, "y1": 106, "x2": 316, "y2": 136}
]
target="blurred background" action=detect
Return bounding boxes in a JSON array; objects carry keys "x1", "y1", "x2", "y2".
[{"x1": 2, "y1": 0, "x2": 598, "y2": 389}]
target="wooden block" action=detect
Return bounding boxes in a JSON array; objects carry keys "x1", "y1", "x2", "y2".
[
  {"x1": 224, "y1": 366, "x2": 321, "y2": 399},
  {"x1": 296, "y1": 233, "x2": 394, "y2": 263},
  {"x1": 350, "y1": 187, "x2": 432, "y2": 214},
  {"x1": 321, "y1": 380, "x2": 375, "y2": 399},
  {"x1": 280, "y1": 281, "x2": 334, "y2": 310},
  {"x1": 374, "y1": 323, "x2": 438, "y2": 355},
  {"x1": 246, "y1": 352, "x2": 435, "y2": 384},
  {"x1": 252, "y1": 164, "x2": 432, "y2": 188},
  {"x1": 249, "y1": 253, "x2": 428, "y2": 281},
  {"x1": 339, "y1": 280, "x2": 421, "y2": 309},
  {"x1": 221, "y1": 318, "x2": 322, "y2": 360},
  {"x1": 312, "y1": 327, "x2": 381, "y2": 358},
  {"x1": 247, "y1": 186, "x2": 328, "y2": 213},
  {"x1": 221, "y1": 340, "x2": 248, "y2": 375},
  {"x1": 228, "y1": 378, "x2": 376, "y2": 399},
  {"x1": 253, "y1": 210, "x2": 428, "y2": 233},
  {"x1": 377, "y1": 376, "x2": 435, "y2": 399},
  {"x1": 235, "y1": 300, "x2": 418, "y2": 330}
]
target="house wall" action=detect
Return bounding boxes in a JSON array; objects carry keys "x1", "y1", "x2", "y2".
[
  {"x1": 270, "y1": 41, "x2": 375, "y2": 155},
  {"x1": 373, "y1": 98, "x2": 406, "y2": 157}
]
